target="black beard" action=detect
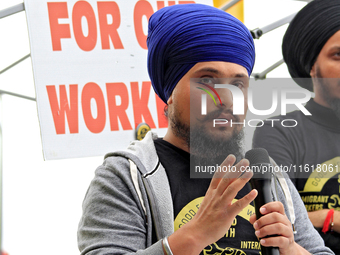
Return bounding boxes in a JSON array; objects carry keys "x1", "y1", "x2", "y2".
[
  {"x1": 190, "y1": 125, "x2": 244, "y2": 166},
  {"x1": 316, "y1": 67, "x2": 340, "y2": 120},
  {"x1": 168, "y1": 107, "x2": 190, "y2": 146},
  {"x1": 168, "y1": 107, "x2": 244, "y2": 166}
]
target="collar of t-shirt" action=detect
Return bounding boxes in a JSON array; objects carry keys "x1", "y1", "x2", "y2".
[
  {"x1": 153, "y1": 138, "x2": 211, "y2": 217},
  {"x1": 306, "y1": 99, "x2": 340, "y2": 133}
]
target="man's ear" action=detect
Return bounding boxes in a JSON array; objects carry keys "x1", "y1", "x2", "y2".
[
  {"x1": 310, "y1": 62, "x2": 316, "y2": 78},
  {"x1": 167, "y1": 94, "x2": 173, "y2": 105}
]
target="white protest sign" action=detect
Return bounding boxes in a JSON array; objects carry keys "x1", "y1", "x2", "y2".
[{"x1": 24, "y1": 0, "x2": 213, "y2": 160}]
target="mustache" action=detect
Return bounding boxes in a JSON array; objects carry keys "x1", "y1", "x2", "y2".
[{"x1": 199, "y1": 108, "x2": 240, "y2": 123}]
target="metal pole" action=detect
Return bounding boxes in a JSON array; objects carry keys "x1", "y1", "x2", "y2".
[
  {"x1": 0, "y1": 3, "x2": 25, "y2": 19},
  {"x1": 251, "y1": 59, "x2": 285, "y2": 80},
  {"x1": 251, "y1": 12, "x2": 297, "y2": 39},
  {"x1": 0, "y1": 54, "x2": 31, "y2": 76},
  {"x1": 261, "y1": 12, "x2": 297, "y2": 34},
  {"x1": 220, "y1": 0, "x2": 242, "y2": 11},
  {"x1": 0, "y1": 90, "x2": 36, "y2": 102}
]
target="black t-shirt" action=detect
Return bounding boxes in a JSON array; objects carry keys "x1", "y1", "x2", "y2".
[
  {"x1": 253, "y1": 99, "x2": 340, "y2": 208},
  {"x1": 253, "y1": 99, "x2": 340, "y2": 253},
  {"x1": 154, "y1": 138, "x2": 261, "y2": 255}
]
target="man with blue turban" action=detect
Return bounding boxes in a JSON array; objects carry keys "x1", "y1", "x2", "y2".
[{"x1": 78, "y1": 4, "x2": 332, "y2": 255}]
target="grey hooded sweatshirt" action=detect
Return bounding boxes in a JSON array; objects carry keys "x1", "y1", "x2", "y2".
[{"x1": 77, "y1": 132, "x2": 334, "y2": 255}]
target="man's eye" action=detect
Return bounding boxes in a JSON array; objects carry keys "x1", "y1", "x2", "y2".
[
  {"x1": 232, "y1": 81, "x2": 244, "y2": 88},
  {"x1": 199, "y1": 78, "x2": 215, "y2": 85}
]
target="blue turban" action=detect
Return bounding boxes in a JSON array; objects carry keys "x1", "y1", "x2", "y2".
[{"x1": 147, "y1": 4, "x2": 255, "y2": 104}]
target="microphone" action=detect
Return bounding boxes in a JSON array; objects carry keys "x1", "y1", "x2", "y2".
[{"x1": 245, "y1": 148, "x2": 280, "y2": 255}]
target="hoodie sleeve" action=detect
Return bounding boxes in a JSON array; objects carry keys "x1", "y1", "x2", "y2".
[
  {"x1": 278, "y1": 175, "x2": 334, "y2": 255},
  {"x1": 77, "y1": 156, "x2": 163, "y2": 255}
]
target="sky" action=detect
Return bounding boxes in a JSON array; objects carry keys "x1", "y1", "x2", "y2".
[{"x1": 0, "y1": 0, "x2": 307, "y2": 254}]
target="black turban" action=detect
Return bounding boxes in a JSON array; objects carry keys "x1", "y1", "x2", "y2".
[{"x1": 282, "y1": 0, "x2": 340, "y2": 91}]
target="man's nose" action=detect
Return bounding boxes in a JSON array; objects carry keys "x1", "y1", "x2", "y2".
[{"x1": 217, "y1": 88, "x2": 234, "y2": 110}]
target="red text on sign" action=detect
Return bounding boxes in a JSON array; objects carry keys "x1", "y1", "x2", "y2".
[
  {"x1": 46, "y1": 82, "x2": 168, "y2": 134},
  {"x1": 47, "y1": 1, "x2": 195, "y2": 51}
]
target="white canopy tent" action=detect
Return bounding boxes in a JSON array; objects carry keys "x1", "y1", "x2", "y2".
[{"x1": 0, "y1": 0, "x2": 308, "y2": 254}]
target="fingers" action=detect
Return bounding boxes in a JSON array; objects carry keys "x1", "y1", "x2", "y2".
[
  {"x1": 209, "y1": 154, "x2": 237, "y2": 189},
  {"x1": 255, "y1": 222, "x2": 291, "y2": 239},
  {"x1": 219, "y1": 162, "x2": 253, "y2": 206},
  {"x1": 258, "y1": 235, "x2": 294, "y2": 249},
  {"x1": 216, "y1": 158, "x2": 252, "y2": 196},
  {"x1": 249, "y1": 202, "x2": 285, "y2": 229},
  {"x1": 249, "y1": 214, "x2": 257, "y2": 225},
  {"x1": 258, "y1": 201, "x2": 286, "y2": 216},
  {"x1": 252, "y1": 201, "x2": 295, "y2": 250},
  {"x1": 190, "y1": 155, "x2": 257, "y2": 247},
  {"x1": 220, "y1": 171, "x2": 253, "y2": 206},
  {"x1": 208, "y1": 155, "x2": 254, "y2": 210},
  {"x1": 205, "y1": 154, "x2": 257, "y2": 218},
  {"x1": 253, "y1": 202, "x2": 290, "y2": 233},
  {"x1": 228, "y1": 189, "x2": 257, "y2": 216}
]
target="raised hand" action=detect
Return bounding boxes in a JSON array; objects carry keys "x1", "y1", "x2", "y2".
[{"x1": 168, "y1": 154, "x2": 258, "y2": 255}]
